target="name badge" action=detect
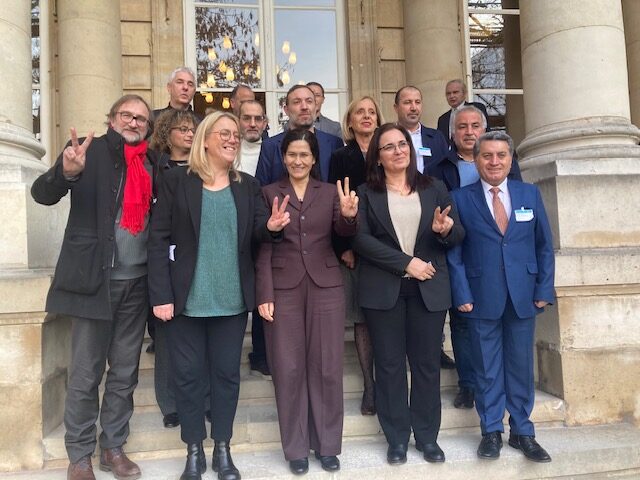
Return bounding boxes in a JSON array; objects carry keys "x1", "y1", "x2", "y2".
[
  {"x1": 418, "y1": 147, "x2": 432, "y2": 157},
  {"x1": 515, "y1": 207, "x2": 534, "y2": 222}
]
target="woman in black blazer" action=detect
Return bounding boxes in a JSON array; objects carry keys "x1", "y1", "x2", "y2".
[
  {"x1": 328, "y1": 96, "x2": 383, "y2": 416},
  {"x1": 352, "y1": 123, "x2": 464, "y2": 466},
  {"x1": 148, "y1": 111, "x2": 289, "y2": 480}
]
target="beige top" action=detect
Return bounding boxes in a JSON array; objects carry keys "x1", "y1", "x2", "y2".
[{"x1": 387, "y1": 190, "x2": 421, "y2": 257}]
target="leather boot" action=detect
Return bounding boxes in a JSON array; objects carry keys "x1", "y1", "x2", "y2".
[
  {"x1": 180, "y1": 443, "x2": 206, "y2": 480},
  {"x1": 99, "y1": 447, "x2": 141, "y2": 480},
  {"x1": 67, "y1": 455, "x2": 95, "y2": 480},
  {"x1": 212, "y1": 440, "x2": 240, "y2": 480}
]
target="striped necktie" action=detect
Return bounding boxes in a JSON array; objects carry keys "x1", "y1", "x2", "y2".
[{"x1": 490, "y1": 187, "x2": 508, "y2": 235}]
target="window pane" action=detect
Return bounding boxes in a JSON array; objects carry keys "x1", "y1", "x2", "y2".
[
  {"x1": 469, "y1": 12, "x2": 522, "y2": 90},
  {"x1": 274, "y1": 9, "x2": 338, "y2": 88},
  {"x1": 468, "y1": 0, "x2": 518, "y2": 9},
  {"x1": 197, "y1": 0, "x2": 259, "y2": 4},
  {"x1": 275, "y1": 0, "x2": 335, "y2": 6},
  {"x1": 195, "y1": 6, "x2": 261, "y2": 89}
]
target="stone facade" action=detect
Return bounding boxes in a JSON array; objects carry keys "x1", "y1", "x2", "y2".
[{"x1": 1, "y1": 0, "x2": 639, "y2": 473}]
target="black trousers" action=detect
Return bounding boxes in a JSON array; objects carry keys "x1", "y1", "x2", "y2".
[
  {"x1": 363, "y1": 278, "x2": 445, "y2": 446},
  {"x1": 166, "y1": 312, "x2": 247, "y2": 444},
  {"x1": 64, "y1": 277, "x2": 148, "y2": 463},
  {"x1": 249, "y1": 308, "x2": 267, "y2": 365}
]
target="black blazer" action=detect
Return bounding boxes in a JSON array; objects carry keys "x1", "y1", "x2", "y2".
[
  {"x1": 328, "y1": 140, "x2": 367, "y2": 256},
  {"x1": 148, "y1": 168, "x2": 279, "y2": 315},
  {"x1": 352, "y1": 178, "x2": 465, "y2": 311}
]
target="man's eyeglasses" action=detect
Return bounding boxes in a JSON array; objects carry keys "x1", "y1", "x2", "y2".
[
  {"x1": 212, "y1": 129, "x2": 241, "y2": 141},
  {"x1": 240, "y1": 115, "x2": 266, "y2": 123},
  {"x1": 117, "y1": 111, "x2": 148, "y2": 126},
  {"x1": 379, "y1": 140, "x2": 410, "y2": 153},
  {"x1": 171, "y1": 126, "x2": 196, "y2": 135}
]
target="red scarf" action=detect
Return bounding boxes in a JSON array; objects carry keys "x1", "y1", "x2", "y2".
[{"x1": 121, "y1": 141, "x2": 151, "y2": 235}]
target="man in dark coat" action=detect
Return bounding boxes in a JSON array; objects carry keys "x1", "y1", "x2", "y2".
[
  {"x1": 31, "y1": 94, "x2": 157, "y2": 480},
  {"x1": 436, "y1": 79, "x2": 489, "y2": 141}
]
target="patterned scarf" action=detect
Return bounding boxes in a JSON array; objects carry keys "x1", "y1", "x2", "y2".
[{"x1": 121, "y1": 141, "x2": 151, "y2": 235}]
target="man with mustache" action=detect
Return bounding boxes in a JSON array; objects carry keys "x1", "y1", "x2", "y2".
[
  {"x1": 238, "y1": 99, "x2": 268, "y2": 177},
  {"x1": 31, "y1": 95, "x2": 156, "y2": 480}
]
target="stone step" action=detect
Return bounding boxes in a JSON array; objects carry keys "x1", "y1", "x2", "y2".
[
  {"x1": 127, "y1": 360, "x2": 462, "y2": 409},
  {"x1": 42, "y1": 389, "x2": 563, "y2": 463},
  {"x1": 29, "y1": 423, "x2": 640, "y2": 479}
]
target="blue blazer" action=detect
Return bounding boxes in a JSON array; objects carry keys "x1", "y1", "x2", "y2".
[
  {"x1": 418, "y1": 124, "x2": 450, "y2": 174},
  {"x1": 446, "y1": 179, "x2": 555, "y2": 320},
  {"x1": 255, "y1": 129, "x2": 343, "y2": 186}
]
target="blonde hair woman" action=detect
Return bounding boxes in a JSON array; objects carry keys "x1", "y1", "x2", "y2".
[{"x1": 148, "y1": 111, "x2": 290, "y2": 480}]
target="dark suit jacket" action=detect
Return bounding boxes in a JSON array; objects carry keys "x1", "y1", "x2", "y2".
[
  {"x1": 427, "y1": 148, "x2": 522, "y2": 192},
  {"x1": 418, "y1": 124, "x2": 450, "y2": 173},
  {"x1": 328, "y1": 140, "x2": 367, "y2": 256},
  {"x1": 352, "y1": 178, "x2": 465, "y2": 311},
  {"x1": 148, "y1": 168, "x2": 279, "y2": 315},
  {"x1": 447, "y1": 179, "x2": 555, "y2": 320},
  {"x1": 437, "y1": 101, "x2": 490, "y2": 140},
  {"x1": 255, "y1": 129, "x2": 343, "y2": 186},
  {"x1": 255, "y1": 177, "x2": 357, "y2": 304}
]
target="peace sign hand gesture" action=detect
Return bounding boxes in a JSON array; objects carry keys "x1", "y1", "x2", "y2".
[
  {"x1": 337, "y1": 177, "x2": 359, "y2": 219},
  {"x1": 266, "y1": 194, "x2": 291, "y2": 232},
  {"x1": 432, "y1": 205, "x2": 454, "y2": 237},
  {"x1": 62, "y1": 127, "x2": 94, "y2": 177}
]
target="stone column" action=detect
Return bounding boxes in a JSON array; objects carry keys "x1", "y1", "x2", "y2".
[
  {"x1": 57, "y1": 0, "x2": 122, "y2": 148},
  {"x1": 519, "y1": 0, "x2": 640, "y2": 426},
  {"x1": 402, "y1": 0, "x2": 464, "y2": 127},
  {"x1": 623, "y1": 0, "x2": 640, "y2": 127}
]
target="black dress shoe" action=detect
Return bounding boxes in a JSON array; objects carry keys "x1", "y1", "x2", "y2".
[
  {"x1": 508, "y1": 434, "x2": 552, "y2": 463},
  {"x1": 416, "y1": 442, "x2": 445, "y2": 463},
  {"x1": 386, "y1": 444, "x2": 407, "y2": 465},
  {"x1": 453, "y1": 387, "x2": 475, "y2": 409},
  {"x1": 146, "y1": 341, "x2": 155, "y2": 354},
  {"x1": 477, "y1": 432, "x2": 502, "y2": 459},
  {"x1": 250, "y1": 359, "x2": 271, "y2": 377},
  {"x1": 440, "y1": 350, "x2": 456, "y2": 369},
  {"x1": 212, "y1": 441, "x2": 240, "y2": 480},
  {"x1": 289, "y1": 458, "x2": 309, "y2": 475},
  {"x1": 163, "y1": 412, "x2": 180, "y2": 428},
  {"x1": 314, "y1": 452, "x2": 340, "y2": 471},
  {"x1": 180, "y1": 443, "x2": 206, "y2": 480}
]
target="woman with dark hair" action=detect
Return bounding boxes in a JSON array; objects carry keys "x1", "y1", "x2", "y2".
[
  {"x1": 148, "y1": 111, "x2": 290, "y2": 480},
  {"x1": 328, "y1": 96, "x2": 384, "y2": 416},
  {"x1": 148, "y1": 108, "x2": 199, "y2": 429},
  {"x1": 352, "y1": 123, "x2": 464, "y2": 465},
  {"x1": 256, "y1": 128, "x2": 359, "y2": 475}
]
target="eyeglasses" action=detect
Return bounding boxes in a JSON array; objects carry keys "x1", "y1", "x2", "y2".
[
  {"x1": 117, "y1": 111, "x2": 148, "y2": 126},
  {"x1": 240, "y1": 115, "x2": 266, "y2": 123},
  {"x1": 171, "y1": 126, "x2": 196, "y2": 135},
  {"x1": 379, "y1": 140, "x2": 410, "y2": 153},
  {"x1": 212, "y1": 129, "x2": 241, "y2": 141}
]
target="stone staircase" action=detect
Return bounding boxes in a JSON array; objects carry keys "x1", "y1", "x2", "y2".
[{"x1": 31, "y1": 324, "x2": 640, "y2": 479}]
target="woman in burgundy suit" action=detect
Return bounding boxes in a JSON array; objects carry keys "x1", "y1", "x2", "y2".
[{"x1": 256, "y1": 128, "x2": 358, "y2": 475}]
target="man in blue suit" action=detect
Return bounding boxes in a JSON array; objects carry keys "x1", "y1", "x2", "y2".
[
  {"x1": 255, "y1": 84, "x2": 343, "y2": 185},
  {"x1": 447, "y1": 131, "x2": 555, "y2": 463}
]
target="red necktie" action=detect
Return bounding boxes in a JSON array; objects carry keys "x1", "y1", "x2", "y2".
[{"x1": 490, "y1": 187, "x2": 508, "y2": 235}]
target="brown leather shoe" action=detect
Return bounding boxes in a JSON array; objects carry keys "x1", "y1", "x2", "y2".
[
  {"x1": 99, "y1": 447, "x2": 141, "y2": 480},
  {"x1": 67, "y1": 455, "x2": 95, "y2": 480}
]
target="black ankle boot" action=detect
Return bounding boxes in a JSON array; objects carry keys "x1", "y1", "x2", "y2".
[
  {"x1": 212, "y1": 441, "x2": 240, "y2": 480},
  {"x1": 180, "y1": 443, "x2": 206, "y2": 480}
]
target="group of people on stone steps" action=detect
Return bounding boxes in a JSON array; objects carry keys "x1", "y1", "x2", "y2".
[{"x1": 31, "y1": 68, "x2": 554, "y2": 480}]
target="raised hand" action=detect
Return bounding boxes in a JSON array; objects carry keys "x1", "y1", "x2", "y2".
[
  {"x1": 266, "y1": 194, "x2": 291, "y2": 232},
  {"x1": 337, "y1": 177, "x2": 358, "y2": 219},
  {"x1": 62, "y1": 127, "x2": 94, "y2": 177},
  {"x1": 405, "y1": 257, "x2": 436, "y2": 281},
  {"x1": 153, "y1": 303, "x2": 174, "y2": 322},
  {"x1": 258, "y1": 302, "x2": 275, "y2": 322},
  {"x1": 432, "y1": 205, "x2": 454, "y2": 237}
]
